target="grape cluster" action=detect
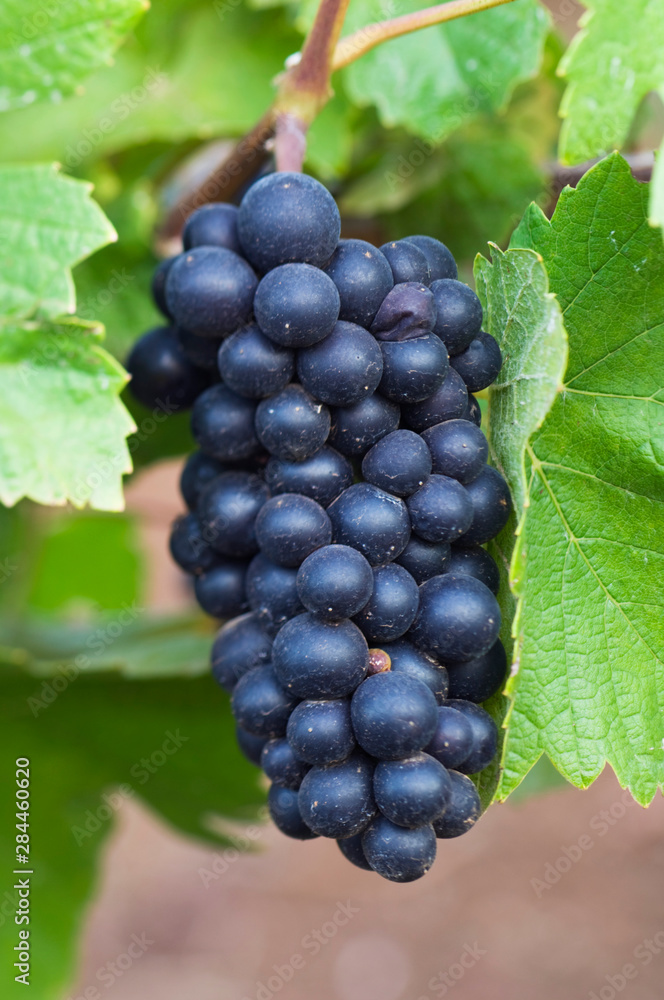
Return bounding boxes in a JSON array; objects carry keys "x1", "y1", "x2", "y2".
[{"x1": 129, "y1": 171, "x2": 512, "y2": 883}]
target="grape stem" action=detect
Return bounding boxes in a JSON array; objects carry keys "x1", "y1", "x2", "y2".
[
  {"x1": 333, "y1": 0, "x2": 519, "y2": 69},
  {"x1": 159, "y1": 0, "x2": 518, "y2": 243}
]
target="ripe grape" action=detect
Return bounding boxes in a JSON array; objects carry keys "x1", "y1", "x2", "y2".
[
  {"x1": 380, "y1": 240, "x2": 431, "y2": 285},
  {"x1": 432, "y1": 771, "x2": 481, "y2": 839},
  {"x1": 218, "y1": 324, "x2": 294, "y2": 399},
  {"x1": 255, "y1": 384, "x2": 330, "y2": 461},
  {"x1": 324, "y1": 239, "x2": 394, "y2": 328},
  {"x1": 126, "y1": 326, "x2": 208, "y2": 411},
  {"x1": 297, "y1": 320, "x2": 383, "y2": 407},
  {"x1": 352, "y1": 564, "x2": 419, "y2": 643},
  {"x1": 182, "y1": 203, "x2": 241, "y2": 253},
  {"x1": 362, "y1": 429, "x2": 432, "y2": 498},
  {"x1": 328, "y1": 483, "x2": 410, "y2": 565},
  {"x1": 296, "y1": 544, "x2": 374, "y2": 620},
  {"x1": 328, "y1": 393, "x2": 400, "y2": 457},
  {"x1": 254, "y1": 262, "x2": 340, "y2": 347},
  {"x1": 166, "y1": 246, "x2": 257, "y2": 337},
  {"x1": 351, "y1": 672, "x2": 438, "y2": 759},
  {"x1": 362, "y1": 815, "x2": 437, "y2": 882},
  {"x1": 238, "y1": 172, "x2": 340, "y2": 272},
  {"x1": 411, "y1": 573, "x2": 501, "y2": 662},
  {"x1": 431, "y1": 278, "x2": 483, "y2": 356},
  {"x1": 255, "y1": 493, "x2": 331, "y2": 567},
  {"x1": 404, "y1": 235, "x2": 457, "y2": 281},
  {"x1": 273, "y1": 613, "x2": 369, "y2": 698},
  {"x1": 379, "y1": 333, "x2": 448, "y2": 404},
  {"x1": 287, "y1": 698, "x2": 356, "y2": 765}
]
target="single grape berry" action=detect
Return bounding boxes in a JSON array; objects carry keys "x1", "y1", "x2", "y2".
[
  {"x1": 352, "y1": 564, "x2": 419, "y2": 643},
  {"x1": 432, "y1": 771, "x2": 481, "y2": 839},
  {"x1": 182, "y1": 203, "x2": 240, "y2": 253},
  {"x1": 351, "y1": 672, "x2": 438, "y2": 759},
  {"x1": 459, "y1": 466, "x2": 512, "y2": 544},
  {"x1": 298, "y1": 752, "x2": 376, "y2": 839},
  {"x1": 337, "y1": 833, "x2": 373, "y2": 871},
  {"x1": 273, "y1": 613, "x2": 369, "y2": 698},
  {"x1": 411, "y1": 573, "x2": 501, "y2": 662},
  {"x1": 297, "y1": 321, "x2": 383, "y2": 407},
  {"x1": 255, "y1": 494, "x2": 331, "y2": 567},
  {"x1": 177, "y1": 329, "x2": 223, "y2": 371},
  {"x1": 210, "y1": 611, "x2": 272, "y2": 692},
  {"x1": 431, "y1": 279, "x2": 483, "y2": 356},
  {"x1": 238, "y1": 172, "x2": 340, "y2": 272},
  {"x1": 406, "y1": 475, "x2": 474, "y2": 543},
  {"x1": 180, "y1": 452, "x2": 226, "y2": 512},
  {"x1": 374, "y1": 752, "x2": 451, "y2": 828},
  {"x1": 165, "y1": 246, "x2": 257, "y2": 337},
  {"x1": 445, "y1": 639, "x2": 507, "y2": 703},
  {"x1": 194, "y1": 562, "x2": 249, "y2": 619},
  {"x1": 447, "y1": 700, "x2": 498, "y2": 774},
  {"x1": 297, "y1": 544, "x2": 374, "y2": 620},
  {"x1": 401, "y1": 367, "x2": 468, "y2": 432},
  {"x1": 261, "y1": 738, "x2": 310, "y2": 789},
  {"x1": 198, "y1": 471, "x2": 269, "y2": 557},
  {"x1": 329, "y1": 393, "x2": 400, "y2": 457},
  {"x1": 370, "y1": 282, "x2": 437, "y2": 342},
  {"x1": 422, "y1": 419, "x2": 489, "y2": 484},
  {"x1": 169, "y1": 513, "x2": 218, "y2": 575},
  {"x1": 404, "y1": 235, "x2": 457, "y2": 281},
  {"x1": 450, "y1": 331, "x2": 502, "y2": 392},
  {"x1": 327, "y1": 483, "x2": 411, "y2": 565},
  {"x1": 254, "y1": 263, "x2": 340, "y2": 347},
  {"x1": 396, "y1": 535, "x2": 451, "y2": 584},
  {"x1": 255, "y1": 384, "x2": 330, "y2": 462},
  {"x1": 385, "y1": 639, "x2": 449, "y2": 703},
  {"x1": 268, "y1": 784, "x2": 317, "y2": 840},
  {"x1": 231, "y1": 664, "x2": 298, "y2": 738},
  {"x1": 380, "y1": 240, "x2": 431, "y2": 285},
  {"x1": 266, "y1": 446, "x2": 353, "y2": 507},
  {"x1": 246, "y1": 554, "x2": 304, "y2": 636},
  {"x1": 362, "y1": 815, "x2": 437, "y2": 883},
  {"x1": 425, "y1": 705, "x2": 474, "y2": 769},
  {"x1": 236, "y1": 725, "x2": 268, "y2": 766},
  {"x1": 323, "y1": 239, "x2": 394, "y2": 328},
  {"x1": 191, "y1": 384, "x2": 260, "y2": 461},
  {"x1": 218, "y1": 324, "x2": 294, "y2": 399},
  {"x1": 126, "y1": 326, "x2": 208, "y2": 411},
  {"x1": 151, "y1": 258, "x2": 176, "y2": 319},
  {"x1": 362, "y1": 429, "x2": 432, "y2": 497},
  {"x1": 287, "y1": 699, "x2": 355, "y2": 765},
  {"x1": 448, "y1": 544, "x2": 500, "y2": 595},
  {"x1": 379, "y1": 334, "x2": 448, "y2": 404}
]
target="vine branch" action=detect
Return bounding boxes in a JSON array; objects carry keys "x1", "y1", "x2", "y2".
[{"x1": 159, "y1": 0, "x2": 518, "y2": 244}]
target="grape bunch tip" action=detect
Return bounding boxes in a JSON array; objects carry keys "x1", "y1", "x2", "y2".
[{"x1": 129, "y1": 170, "x2": 512, "y2": 884}]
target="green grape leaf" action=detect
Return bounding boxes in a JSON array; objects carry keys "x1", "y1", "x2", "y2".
[
  {"x1": 472, "y1": 244, "x2": 568, "y2": 806},
  {"x1": 0, "y1": 318, "x2": 135, "y2": 511},
  {"x1": 340, "y1": 0, "x2": 549, "y2": 143},
  {"x1": 491, "y1": 153, "x2": 664, "y2": 804},
  {"x1": 558, "y1": 0, "x2": 664, "y2": 164},
  {"x1": 0, "y1": 667, "x2": 265, "y2": 1000},
  {"x1": 0, "y1": 0, "x2": 147, "y2": 111},
  {"x1": 0, "y1": 164, "x2": 117, "y2": 320}
]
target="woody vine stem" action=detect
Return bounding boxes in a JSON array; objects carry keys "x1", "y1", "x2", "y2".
[{"x1": 160, "y1": 0, "x2": 518, "y2": 242}]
